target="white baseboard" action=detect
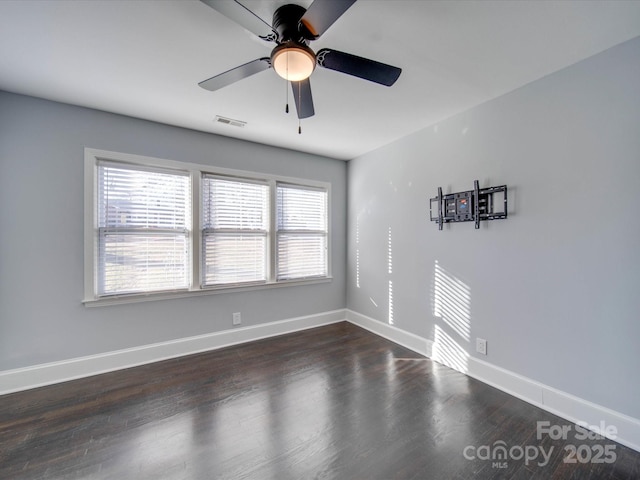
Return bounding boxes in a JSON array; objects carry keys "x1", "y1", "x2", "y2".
[
  {"x1": 346, "y1": 309, "x2": 431, "y2": 357},
  {"x1": 0, "y1": 309, "x2": 346, "y2": 396},
  {"x1": 345, "y1": 309, "x2": 640, "y2": 453}
]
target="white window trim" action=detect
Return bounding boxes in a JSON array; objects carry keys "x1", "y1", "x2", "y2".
[{"x1": 84, "y1": 148, "x2": 332, "y2": 307}]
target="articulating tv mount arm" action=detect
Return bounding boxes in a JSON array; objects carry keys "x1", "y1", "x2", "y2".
[{"x1": 430, "y1": 180, "x2": 508, "y2": 230}]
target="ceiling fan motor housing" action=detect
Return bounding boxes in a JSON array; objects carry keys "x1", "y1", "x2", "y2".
[{"x1": 272, "y1": 4, "x2": 309, "y2": 43}]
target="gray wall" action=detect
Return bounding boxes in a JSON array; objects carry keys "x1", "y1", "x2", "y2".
[
  {"x1": 0, "y1": 92, "x2": 347, "y2": 370},
  {"x1": 347, "y1": 37, "x2": 640, "y2": 419}
]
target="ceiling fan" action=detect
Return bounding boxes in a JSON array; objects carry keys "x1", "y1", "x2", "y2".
[{"x1": 198, "y1": 0, "x2": 402, "y2": 124}]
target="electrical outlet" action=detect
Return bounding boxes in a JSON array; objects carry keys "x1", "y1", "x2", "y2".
[
  {"x1": 232, "y1": 312, "x2": 242, "y2": 326},
  {"x1": 476, "y1": 338, "x2": 487, "y2": 355}
]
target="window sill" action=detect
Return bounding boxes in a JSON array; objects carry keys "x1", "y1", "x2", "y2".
[{"x1": 83, "y1": 277, "x2": 333, "y2": 307}]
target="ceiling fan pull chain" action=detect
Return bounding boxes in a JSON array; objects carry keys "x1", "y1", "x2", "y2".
[
  {"x1": 285, "y1": 54, "x2": 290, "y2": 113},
  {"x1": 285, "y1": 81, "x2": 289, "y2": 113},
  {"x1": 298, "y1": 81, "x2": 302, "y2": 134}
]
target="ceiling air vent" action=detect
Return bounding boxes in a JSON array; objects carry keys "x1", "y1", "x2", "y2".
[{"x1": 214, "y1": 115, "x2": 246, "y2": 128}]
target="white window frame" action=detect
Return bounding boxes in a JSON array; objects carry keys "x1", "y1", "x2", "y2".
[
  {"x1": 276, "y1": 182, "x2": 329, "y2": 281},
  {"x1": 84, "y1": 148, "x2": 331, "y2": 306},
  {"x1": 201, "y1": 174, "x2": 270, "y2": 287},
  {"x1": 95, "y1": 160, "x2": 192, "y2": 297}
]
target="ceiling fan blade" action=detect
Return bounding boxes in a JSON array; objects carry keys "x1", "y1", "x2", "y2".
[
  {"x1": 200, "y1": 0, "x2": 276, "y2": 40},
  {"x1": 316, "y1": 48, "x2": 401, "y2": 86},
  {"x1": 291, "y1": 78, "x2": 315, "y2": 119},
  {"x1": 199, "y1": 58, "x2": 271, "y2": 91},
  {"x1": 299, "y1": 0, "x2": 357, "y2": 39}
]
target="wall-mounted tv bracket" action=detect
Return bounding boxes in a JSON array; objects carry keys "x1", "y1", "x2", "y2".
[{"x1": 430, "y1": 180, "x2": 507, "y2": 230}]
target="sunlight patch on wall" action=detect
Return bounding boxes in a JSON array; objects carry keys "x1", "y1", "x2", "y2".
[
  {"x1": 388, "y1": 227, "x2": 394, "y2": 325},
  {"x1": 433, "y1": 324, "x2": 469, "y2": 373},
  {"x1": 388, "y1": 280, "x2": 394, "y2": 325},
  {"x1": 433, "y1": 260, "x2": 471, "y2": 341},
  {"x1": 432, "y1": 260, "x2": 471, "y2": 373},
  {"x1": 356, "y1": 214, "x2": 360, "y2": 288}
]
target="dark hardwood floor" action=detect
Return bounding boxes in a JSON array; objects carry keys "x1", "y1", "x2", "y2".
[{"x1": 1, "y1": 322, "x2": 639, "y2": 479}]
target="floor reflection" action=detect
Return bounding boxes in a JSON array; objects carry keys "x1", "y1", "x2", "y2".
[{"x1": 6, "y1": 323, "x2": 638, "y2": 480}]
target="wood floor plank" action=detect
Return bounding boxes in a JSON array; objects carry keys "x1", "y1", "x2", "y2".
[{"x1": 1, "y1": 322, "x2": 638, "y2": 479}]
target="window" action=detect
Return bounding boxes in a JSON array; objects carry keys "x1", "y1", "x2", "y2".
[
  {"x1": 276, "y1": 184, "x2": 328, "y2": 280},
  {"x1": 96, "y1": 161, "x2": 190, "y2": 296},
  {"x1": 85, "y1": 149, "x2": 330, "y2": 304},
  {"x1": 202, "y1": 176, "x2": 269, "y2": 286}
]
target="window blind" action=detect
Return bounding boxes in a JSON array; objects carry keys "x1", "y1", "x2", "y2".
[
  {"x1": 201, "y1": 176, "x2": 269, "y2": 285},
  {"x1": 276, "y1": 184, "x2": 328, "y2": 280},
  {"x1": 97, "y1": 162, "x2": 190, "y2": 296}
]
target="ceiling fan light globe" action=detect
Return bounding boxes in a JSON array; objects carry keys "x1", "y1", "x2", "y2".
[{"x1": 271, "y1": 44, "x2": 316, "y2": 81}]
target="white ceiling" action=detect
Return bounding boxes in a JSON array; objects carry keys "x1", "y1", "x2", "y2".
[{"x1": 1, "y1": 0, "x2": 640, "y2": 160}]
